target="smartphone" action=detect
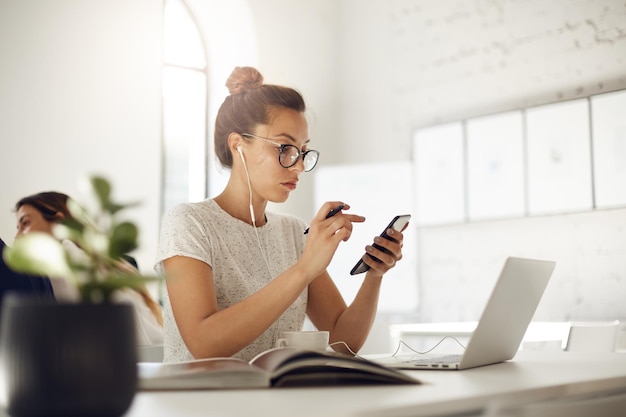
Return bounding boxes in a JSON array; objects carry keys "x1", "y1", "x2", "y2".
[{"x1": 350, "y1": 214, "x2": 411, "y2": 275}]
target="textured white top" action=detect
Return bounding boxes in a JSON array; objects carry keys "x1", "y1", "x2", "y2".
[{"x1": 155, "y1": 199, "x2": 308, "y2": 362}]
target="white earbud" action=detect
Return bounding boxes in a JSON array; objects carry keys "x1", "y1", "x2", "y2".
[{"x1": 237, "y1": 145, "x2": 244, "y2": 161}]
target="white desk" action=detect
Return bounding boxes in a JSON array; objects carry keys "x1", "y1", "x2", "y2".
[{"x1": 125, "y1": 351, "x2": 626, "y2": 417}]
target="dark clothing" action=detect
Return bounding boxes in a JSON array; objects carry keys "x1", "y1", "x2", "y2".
[
  {"x1": 121, "y1": 254, "x2": 138, "y2": 270},
  {"x1": 0, "y1": 238, "x2": 55, "y2": 309}
]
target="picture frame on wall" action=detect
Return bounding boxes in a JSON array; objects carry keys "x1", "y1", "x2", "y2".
[
  {"x1": 525, "y1": 99, "x2": 593, "y2": 215},
  {"x1": 412, "y1": 122, "x2": 465, "y2": 226},
  {"x1": 591, "y1": 89, "x2": 626, "y2": 209},
  {"x1": 466, "y1": 110, "x2": 525, "y2": 221}
]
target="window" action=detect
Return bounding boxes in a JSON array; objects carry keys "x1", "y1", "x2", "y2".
[{"x1": 161, "y1": 0, "x2": 208, "y2": 213}]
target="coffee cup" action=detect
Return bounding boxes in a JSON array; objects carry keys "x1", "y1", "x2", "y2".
[{"x1": 275, "y1": 330, "x2": 329, "y2": 351}]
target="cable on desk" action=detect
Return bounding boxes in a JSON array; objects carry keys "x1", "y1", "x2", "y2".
[
  {"x1": 328, "y1": 336, "x2": 467, "y2": 359},
  {"x1": 391, "y1": 336, "x2": 467, "y2": 357},
  {"x1": 328, "y1": 341, "x2": 362, "y2": 358}
]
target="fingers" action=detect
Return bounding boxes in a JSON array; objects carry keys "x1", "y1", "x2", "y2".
[
  {"x1": 315, "y1": 202, "x2": 349, "y2": 220},
  {"x1": 309, "y1": 202, "x2": 365, "y2": 239},
  {"x1": 321, "y1": 214, "x2": 363, "y2": 243},
  {"x1": 301, "y1": 203, "x2": 363, "y2": 278},
  {"x1": 362, "y1": 229, "x2": 404, "y2": 274}
]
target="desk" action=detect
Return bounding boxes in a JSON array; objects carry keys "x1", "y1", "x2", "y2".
[{"x1": 125, "y1": 351, "x2": 626, "y2": 417}]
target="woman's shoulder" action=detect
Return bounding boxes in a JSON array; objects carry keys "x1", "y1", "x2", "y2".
[
  {"x1": 164, "y1": 199, "x2": 216, "y2": 217},
  {"x1": 161, "y1": 199, "x2": 220, "y2": 226}
]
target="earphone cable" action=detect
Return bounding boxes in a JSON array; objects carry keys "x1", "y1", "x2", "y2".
[{"x1": 240, "y1": 150, "x2": 272, "y2": 275}]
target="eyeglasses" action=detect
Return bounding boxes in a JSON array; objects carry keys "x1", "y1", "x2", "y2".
[{"x1": 241, "y1": 133, "x2": 320, "y2": 172}]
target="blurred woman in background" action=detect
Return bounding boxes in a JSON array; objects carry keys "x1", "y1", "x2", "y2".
[{"x1": 14, "y1": 191, "x2": 164, "y2": 346}]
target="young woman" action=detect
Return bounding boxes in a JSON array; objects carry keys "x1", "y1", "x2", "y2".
[
  {"x1": 14, "y1": 191, "x2": 164, "y2": 345},
  {"x1": 156, "y1": 66, "x2": 407, "y2": 362}
]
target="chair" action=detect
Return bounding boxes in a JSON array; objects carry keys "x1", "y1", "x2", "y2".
[{"x1": 564, "y1": 320, "x2": 620, "y2": 353}]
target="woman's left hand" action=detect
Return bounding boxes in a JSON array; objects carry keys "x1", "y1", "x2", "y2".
[{"x1": 360, "y1": 227, "x2": 406, "y2": 278}]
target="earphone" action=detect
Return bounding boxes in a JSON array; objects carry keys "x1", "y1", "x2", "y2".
[{"x1": 237, "y1": 143, "x2": 271, "y2": 274}]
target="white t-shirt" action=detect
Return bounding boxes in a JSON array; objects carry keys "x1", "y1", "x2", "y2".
[{"x1": 155, "y1": 199, "x2": 308, "y2": 362}]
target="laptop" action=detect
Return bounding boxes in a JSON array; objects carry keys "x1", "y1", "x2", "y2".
[{"x1": 376, "y1": 257, "x2": 556, "y2": 370}]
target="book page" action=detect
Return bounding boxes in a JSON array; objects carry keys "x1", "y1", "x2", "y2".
[{"x1": 138, "y1": 357, "x2": 269, "y2": 390}]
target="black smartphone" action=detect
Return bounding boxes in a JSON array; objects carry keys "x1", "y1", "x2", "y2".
[{"x1": 349, "y1": 214, "x2": 411, "y2": 275}]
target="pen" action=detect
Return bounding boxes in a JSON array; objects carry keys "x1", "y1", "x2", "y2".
[{"x1": 304, "y1": 204, "x2": 345, "y2": 235}]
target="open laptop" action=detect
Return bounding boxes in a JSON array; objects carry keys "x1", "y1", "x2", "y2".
[{"x1": 376, "y1": 257, "x2": 556, "y2": 370}]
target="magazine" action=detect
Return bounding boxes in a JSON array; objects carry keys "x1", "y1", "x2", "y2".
[{"x1": 139, "y1": 347, "x2": 420, "y2": 390}]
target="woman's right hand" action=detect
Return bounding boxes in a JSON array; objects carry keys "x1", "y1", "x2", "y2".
[{"x1": 298, "y1": 202, "x2": 365, "y2": 281}]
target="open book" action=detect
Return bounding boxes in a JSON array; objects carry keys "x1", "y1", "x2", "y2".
[{"x1": 139, "y1": 347, "x2": 420, "y2": 390}]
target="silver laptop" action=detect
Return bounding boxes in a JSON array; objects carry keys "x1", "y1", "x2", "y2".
[{"x1": 377, "y1": 257, "x2": 556, "y2": 370}]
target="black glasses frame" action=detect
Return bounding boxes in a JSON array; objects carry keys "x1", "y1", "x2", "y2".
[{"x1": 241, "y1": 133, "x2": 320, "y2": 172}]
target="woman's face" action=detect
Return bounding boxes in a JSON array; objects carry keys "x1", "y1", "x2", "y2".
[
  {"x1": 244, "y1": 108, "x2": 311, "y2": 203},
  {"x1": 15, "y1": 204, "x2": 57, "y2": 238}
]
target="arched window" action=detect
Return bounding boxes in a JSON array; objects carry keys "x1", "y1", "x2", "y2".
[{"x1": 161, "y1": 0, "x2": 208, "y2": 214}]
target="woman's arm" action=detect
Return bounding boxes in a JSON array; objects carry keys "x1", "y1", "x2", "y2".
[
  {"x1": 306, "y1": 228, "x2": 405, "y2": 354},
  {"x1": 165, "y1": 255, "x2": 311, "y2": 358},
  {"x1": 164, "y1": 202, "x2": 366, "y2": 359}
]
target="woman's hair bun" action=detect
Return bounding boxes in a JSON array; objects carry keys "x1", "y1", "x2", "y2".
[{"x1": 226, "y1": 66, "x2": 264, "y2": 95}]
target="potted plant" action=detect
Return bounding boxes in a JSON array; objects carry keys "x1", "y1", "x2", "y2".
[{"x1": 0, "y1": 176, "x2": 158, "y2": 417}]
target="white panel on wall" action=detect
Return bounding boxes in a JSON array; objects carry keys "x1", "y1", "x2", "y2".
[
  {"x1": 591, "y1": 90, "x2": 626, "y2": 209},
  {"x1": 313, "y1": 162, "x2": 417, "y2": 313},
  {"x1": 466, "y1": 111, "x2": 525, "y2": 221},
  {"x1": 412, "y1": 123, "x2": 465, "y2": 226},
  {"x1": 526, "y1": 99, "x2": 593, "y2": 215}
]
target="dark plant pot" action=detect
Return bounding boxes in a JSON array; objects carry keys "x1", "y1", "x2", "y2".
[{"x1": 0, "y1": 294, "x2": 137, "y2": 417}]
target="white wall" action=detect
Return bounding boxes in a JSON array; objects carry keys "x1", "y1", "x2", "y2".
[
  {"x1": 0, "y1": 0, "x2": 163, "y2": 274},
  {"x1": 338, "y1": 0, "x2": 626, "y2": 162},
  {"x1": 245, "y1": 0, "x2": 340, "y2": 222},
  {"x1": 418, "y1": 209, "x2": 626, "y2": 323},
  {"x1": 334, "y1": 0, "x2": 626, "y2": 333}
]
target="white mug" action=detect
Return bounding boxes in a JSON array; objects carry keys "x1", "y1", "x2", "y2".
[{"x1": 275, "y1": 331, "x2": 329, "y2": 351}]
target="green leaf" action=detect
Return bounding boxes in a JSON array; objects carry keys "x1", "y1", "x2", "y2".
[
  {"x1": 91, "y1": 176, "x2": 112, "y2": 209},
  {"x1": 109, "y1": 222, "x2": 138, "y2": 258},
  {"x1": 105, "y1": 200, "x2": 141, "y2": 216},
  {"x1": 3, "y1": 233, "x2": 74, "y2": 279},
  {"x1": 105, "y1": 202, "x2": 126, "y2": 215}
]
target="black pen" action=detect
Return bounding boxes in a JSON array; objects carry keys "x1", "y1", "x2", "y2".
[{"x1": 304, "y1": 204, "x2": 345, "y2": 235}]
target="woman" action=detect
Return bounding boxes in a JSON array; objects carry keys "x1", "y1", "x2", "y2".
[
  {"x1": 156, "y1": 66, "x2": 407, "y2": 362},
  {"x1": 15, "y1": 191, "x2": 164, "y2": 345}
]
